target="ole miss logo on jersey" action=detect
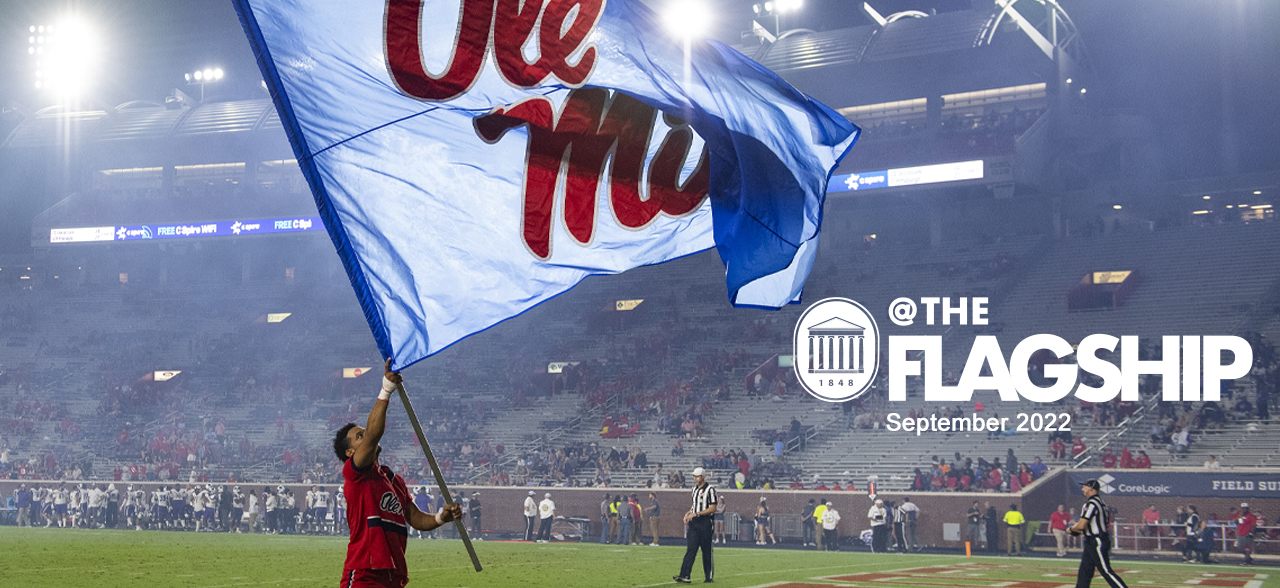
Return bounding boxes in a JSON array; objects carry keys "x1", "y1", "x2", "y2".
[{"x1": 379, "y1": 492, "x2": 404, "y2": 516}]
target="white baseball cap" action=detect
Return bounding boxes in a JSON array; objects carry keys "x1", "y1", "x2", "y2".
[
  {"x1": 692, "y1": 467, "x2": 705, "y2": 477},
  {"x1": 528, "y1": 490, "x2": 536, "y2": 495},
  {"x1": 1241, "y1": 502, "x2": 1249, "y2": 508},
  {"x1": 875, "y1": 499, "x2": 884, "y2": 504},
  {"x1": 545, "y1": 493, "x2": 552, "y2": 498}
]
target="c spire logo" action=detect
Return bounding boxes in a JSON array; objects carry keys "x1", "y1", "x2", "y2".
[{"x1": 793, "y1": 298, "x2": 880, "y2": 402}]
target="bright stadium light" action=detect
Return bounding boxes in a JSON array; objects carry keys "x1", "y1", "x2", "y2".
[
  {"x1": 665, "y1": 2, "x2": 710, "y2": 38},
  {"x1": 775, "y1": 0, "x2": 803, "y2": 13},
  {"x1": 186, "y1": 66, "x2": 226, "y2": 101},
  {"x1": 27, "y1": 17, "x2": 101, "y2": 98},
  {"x1": 1112, "y1": 205, "x2": 1122, "y2": 210}
]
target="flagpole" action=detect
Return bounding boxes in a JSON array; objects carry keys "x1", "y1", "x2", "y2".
[{"x1": 395, "y1": 381, "x2": 483, "y2": 572}]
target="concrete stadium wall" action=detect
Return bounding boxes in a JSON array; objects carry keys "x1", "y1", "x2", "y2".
[{"x1": 0, "y1": 474, "x2": 1072, "y2": 552}]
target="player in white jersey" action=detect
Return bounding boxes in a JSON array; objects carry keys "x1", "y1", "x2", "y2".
[
  {"x1": 313, "y1": 486, "x2": 331, "y2": 534},
  {"x1": 247, "y1": 487, "x2": 260, "y2": 533},
  {"x1": 121, "y1": 485, "x2": 135, "y2": 528},
  {"x1": 193, "y1": 485, "x2": 210, "y2": 532},
  {"x1": 155, "y1": 486, "x2": 171, "y2": 528},
  {"x1": 304, "y1": 488, "x2": 316, "y2": 531},
  {"x1": 284, "y1": 489, "x2": 297, "y2": 534},
  {"x1": 88, "y1": 485, "x2": 106, "y2": 528},
  {"x1": 264, "y1": 489, "x2": 279, "y2": 534},
  {"x1": 52, "y1": 484, "x2": 69, "y2": 527},
  {"x1": 70, "y1": 486, "x2": 84, "y2": 528},
  {"x1": 171, "y1": 485, "x2": 188, "y2": 529},
  {"x1": 334, "y1": 488, "x2": 347, "y2": 535},
  {"x1": 230, "y1": 486, "x2": 245, "y2": 533},
  {"x1": 77, "y1": 484, "x2": 90, "y2": 527}
]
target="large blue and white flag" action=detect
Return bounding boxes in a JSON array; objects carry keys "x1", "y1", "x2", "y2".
[{"x1": 234, "y1": 0, "x2": 859, "y2": 369}]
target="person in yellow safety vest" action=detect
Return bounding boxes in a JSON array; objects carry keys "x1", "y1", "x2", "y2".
[
  {"x1": 1003, "y1": 504, "x2": 1026, "y2": 555},
  {"x1": 608, "y1": 496, "x2": 621, "y2": 544},
  {"x1": 812, "y1": 498, "x2": 828, "y2": 550}
]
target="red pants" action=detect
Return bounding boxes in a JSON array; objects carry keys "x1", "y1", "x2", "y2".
[{"x1": 339, "y1": 569, "x2": 408, "y2": 588}]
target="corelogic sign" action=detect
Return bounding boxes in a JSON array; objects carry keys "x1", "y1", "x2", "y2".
[{"x1": 1069, "y1": 471, "x2": 1280, "y2": 497}]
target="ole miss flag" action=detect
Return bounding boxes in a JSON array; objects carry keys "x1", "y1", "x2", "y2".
[{"x1": 234, "y1": 0, "x2": 859, "y2": 369}]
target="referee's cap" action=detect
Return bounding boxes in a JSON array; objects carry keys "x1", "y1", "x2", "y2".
[
  {"x1": 528, "y1": 490, "x2": 536, "y2": 495},
  {"x1": 545, "y1": 493, "x2": 552, "y2": 498},
  {"x1": 1082, "y1": 479, "x2": 1101, "y2": 491},
  {"x1": 692, "y1": 467, "x2": 705, "y2": 477}
]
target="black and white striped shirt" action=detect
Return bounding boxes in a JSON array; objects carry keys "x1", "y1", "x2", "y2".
[
  {"x1": 1080, "y1": 495, "x2": 1109, "y2": 537},
  {"x1": 689, "y1": 483, "x2": 718, "y2": 518}
]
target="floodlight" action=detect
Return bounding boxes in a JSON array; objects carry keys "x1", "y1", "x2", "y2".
[
  {"x1": 202, "y1": 68, "x2": 212, "y2": 80},
  {"x1": 29, "y1": 36, "x2": 35, "y2": 44},
  {"x1": 30, "y1": 25, "x2": 35, "y2": 33},
  {"x1": 1112, "y1": 205, "x2": 1121, "y2": 210},
  {"x1": 1080, "y1": 88, "x2": 1087, "y2": 94},
  {"x1": 764, "y1": 1, "x2": 774, "y2": 11},
  {"x1": 1202, "y1": 195, "x2": 1211, "y2": 200},
  {"x1": 213, "y1": 68, "x2": 224, "y2": 80},
  {"x1": 185, "y1": 73, "x2": 191, "y2": 81},
  {"x1": 1065, "y1": 78, "x2": 1072, "y2": 84},
  {"x1": 664, "y1": 2, "x2": 710, "y2": 38},
  {"x1": 33, "y1": 17, "x2": 100, "y2": 97},
  {"x1": 1254, "y1": 190, "x2": 1262, "y2": 195},
  {"x1": 753, "y1": 4, "x2": 760, "y2": 14},
  {"x1": 776, "y1": 0, "x2": 802, "y2": 13},
  {"x1": 194, "y1": 70, "x2": 203, "y2": 81}
]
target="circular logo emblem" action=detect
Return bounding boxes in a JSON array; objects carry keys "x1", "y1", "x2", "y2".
[{"x1": 793, "y1": 297, "x2": 880, "y2": 402}]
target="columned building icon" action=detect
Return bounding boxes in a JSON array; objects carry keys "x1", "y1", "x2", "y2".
[{"x1": 806, "y1": 317, "x2": 865, "y2": 373}]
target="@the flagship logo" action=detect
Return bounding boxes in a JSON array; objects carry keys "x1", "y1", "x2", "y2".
[{"x1": 793, "y1": 298, "x2": 880, "y2": 402}]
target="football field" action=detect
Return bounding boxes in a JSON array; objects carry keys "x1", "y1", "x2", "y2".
[{"x1": 1, "y1": 527, "x2": 1273, "y2": 588}]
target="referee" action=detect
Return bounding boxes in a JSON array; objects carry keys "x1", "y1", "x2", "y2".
[
  {"x1": 674, "y1": 467, "x2": 717, "y2": 584},
  {"x1": 1069, "y1": 480, "x2": 1129, "y2": 588}
]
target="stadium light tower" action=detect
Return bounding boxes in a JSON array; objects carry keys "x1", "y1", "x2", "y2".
[
  {"x1": 184, "y1": 67, "x2": 225, "y2": 102},
  {"x1": 752, "y1": 0, "x2": 802, "y2": 39},
  {"x1": 26, "y1": 17, "x2": 101, "y2": 98}
]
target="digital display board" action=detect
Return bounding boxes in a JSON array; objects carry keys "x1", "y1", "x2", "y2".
[
  {"x1": 50, "y1": 216, "x2": 323, "y2": 244},
  {"x1": 829, "y1": 160, "x2": 984, "y2": 193}
]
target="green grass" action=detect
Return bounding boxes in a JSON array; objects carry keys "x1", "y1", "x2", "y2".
[{"x1": 1, "y1": 527, "x2": 1273, "y2": 588}]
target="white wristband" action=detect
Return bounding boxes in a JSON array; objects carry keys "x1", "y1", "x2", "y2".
[
  {"x1": 377, "y1": 389, "x2": 391, "y2": 402},
  {"x1": 382, "y1": 376, "x2": 397, "y2": 393},
  {"x1": 435, "y1": 511, "x2": 445, "y2": 525}
]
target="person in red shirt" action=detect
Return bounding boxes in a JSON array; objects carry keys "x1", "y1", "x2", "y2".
[
  {"x1": 1051, "y1": 438, "x2": 1067, "y2": 460},
  {"x1": 1133, "y1": 451, "x2": 1151, "y2": 469},
  {"x1": 1100, "y1": 448, "x2": 1117, "y2": 468},
  {"x1": 332, "y1": 360, "x2": 461, "y2": 588},
  {"x1": 1141, "y1": 505, "x2": 1160, "y2": 549},
  {"x1": 1049, "y1": 504, "x2": 1072, "y2": 557},
  {"x1": 1071, "y1": 437, "x2": 1087, "y2": 458},
  {"x1": 1237, "y1": 503, "x2": 1258, "y2": 565},
  {"x1": 1119, "y1": 448, "x2": 1133, "y2": 469}
]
